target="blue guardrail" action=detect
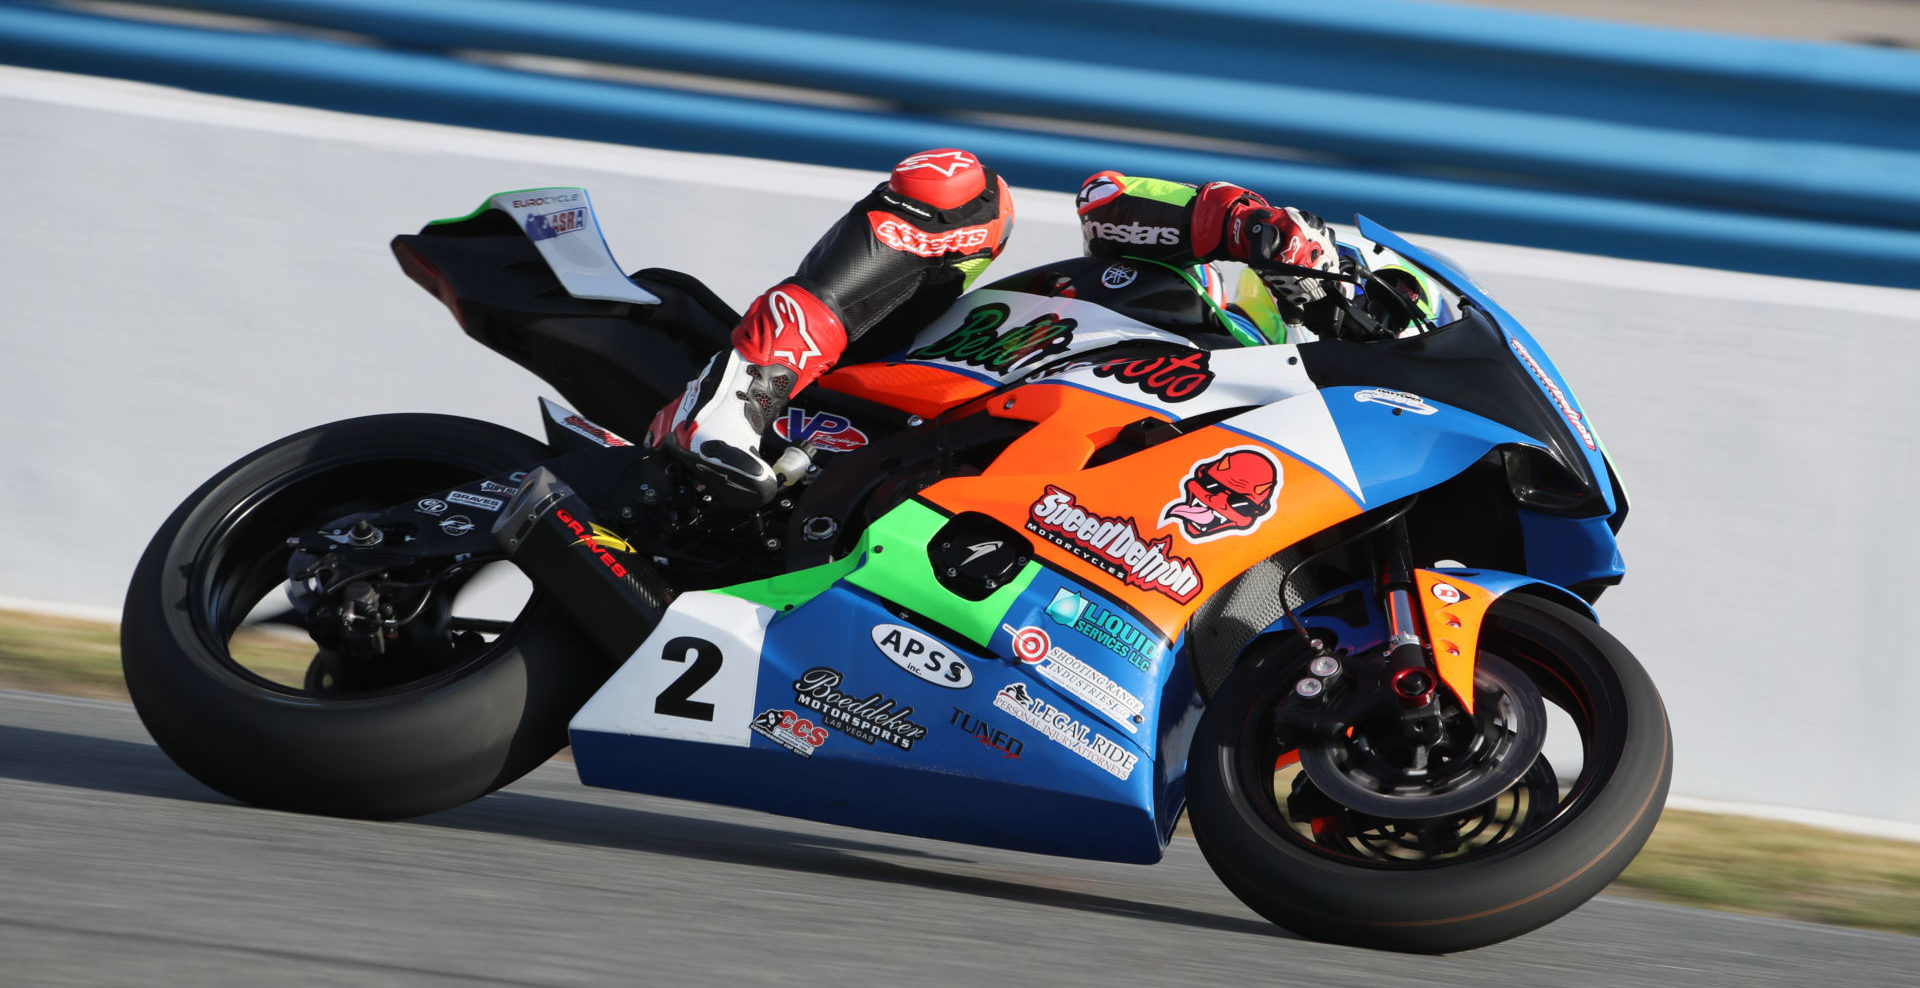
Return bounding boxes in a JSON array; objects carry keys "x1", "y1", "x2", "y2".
[{"x1": 3, "y1": 0, "x2": 1920, "y2": 287}]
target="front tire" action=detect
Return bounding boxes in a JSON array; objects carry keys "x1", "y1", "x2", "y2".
[
  {"x1": 122, "y1": 414, "x2": 605, "y2": 820},
  {"x1": 1187, "y1": 595, "x2": 1671, "y2": 952}
]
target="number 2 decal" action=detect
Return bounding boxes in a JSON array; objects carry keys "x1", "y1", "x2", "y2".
[{"x1": 654, "y1": 636, "x2": 723, "y2": 721}]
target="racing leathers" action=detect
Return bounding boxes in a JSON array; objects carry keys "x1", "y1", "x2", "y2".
[{"x1": 648, "y1": 150, "x2": 1337, "y2": 505}]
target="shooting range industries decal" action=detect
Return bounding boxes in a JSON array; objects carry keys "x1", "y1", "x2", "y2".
[
  {"x1": 1002, "y1": 624, "x2": 1144, "y2": 733},
  {"x1": 791, "y1": 667, "x2": 927, "y2": 751}
]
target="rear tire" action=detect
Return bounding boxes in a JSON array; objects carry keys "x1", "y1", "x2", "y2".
[
  {"x1": 122, "y1": 414, "x2": 605, "y2": 820},
  {"x1": 1187, "y1": 595, "x2": 1671, "y2": 952}
]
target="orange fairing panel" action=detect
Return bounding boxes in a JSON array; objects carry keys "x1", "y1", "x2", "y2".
[
  {"x1": 814, "y1": 363, "x2": 991, "y2": 420},
  {"x1": 1413, "y1": 570, "x2": 1496, "y2": 715},
  {"x1": 925, "y1": 383, "x2": 1365, "y2": 638}
]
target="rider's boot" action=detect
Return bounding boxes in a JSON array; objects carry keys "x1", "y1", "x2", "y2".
[{"x1": 646, "y1": 284, "x2": 847, "y2": 507}]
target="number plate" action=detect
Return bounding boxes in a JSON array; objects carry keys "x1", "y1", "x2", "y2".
[{"x1": 568, "y1": 591, "x2": 771, "y2": 745}]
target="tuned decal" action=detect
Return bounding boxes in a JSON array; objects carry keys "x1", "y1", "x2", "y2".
[
  {"x1": 1092, "y1": 349, "x2": 1214, "y2": 403},
  {"x1": 993, "y1": 683, "x2": 1138, "y2": 780},
  {"x1": 951, "y1": 707, "x2": 1023, "y2": 759},
  {"x1": 772, "y1": 407, "x2": 869, "y2": 452},
  {"x1": 1509, "y1": 338, "x2": 1598, "y2": 451},
  {"x1": 791, "y1": 667, "x2": 927, "y2": 751},
  {"x1": 1161, "y1": 448, "x2": 1282, "y2": 542},
  {"x1": 870, "y1": 215, "x2": 993, "y2": 258},
  {"x1": 911, "y1": 303, "x2": 1075, "y2": 374},
  {"x1": 1002, "y1": 624, "x2": 1145, "y2": 732},
  {"x1": 750, "y1": 708, "x2": 829, "y2": 757},
  {"x1": 1045, "y1": 589, "x2": 1162, "y2": 673},
  {"x1": 767, "y1": 289, "x2": 821, "y2": 369},
  {"x1": 1027, "y1": 486, "x2": 1202, "y2": 603}
]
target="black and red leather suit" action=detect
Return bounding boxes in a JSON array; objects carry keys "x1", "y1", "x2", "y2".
[{"x1": 649, "y1": 148, "x2": 1335, "y2": 503}]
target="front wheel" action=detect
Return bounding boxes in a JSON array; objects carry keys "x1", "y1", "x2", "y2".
[
  {"x1": 1186, "y1": 595, "x2": 1671, "y2": 953},
  {"x1": 122, "y1": 413, "x2": 606, "y2": 820}
]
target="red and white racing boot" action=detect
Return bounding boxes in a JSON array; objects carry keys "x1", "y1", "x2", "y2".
[{"x1": 647, "y1": 284, "x2": 847, "y2": 507}]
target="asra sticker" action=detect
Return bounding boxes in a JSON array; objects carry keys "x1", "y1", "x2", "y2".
[
  {"x1": 791, "y1": 667, "x2": 927, "y2": 750},
  {"x1": 993, "y1": 683, "x2": 1139, "y2": 781},
  {"x1": 750, "y1": 708, "x2": 829, "y2": 757},
  {"x1": 773, "y1": 408, "x2": 869, "y2": 453},
  {"x1": 1002, "y1": 624, "x2": 1145, "y2": 733},
  {"x1": 524, "y1": 206, "x2": 588, "y2": 243},
  {"x1": 871, "y1": 624, "x2": 973, "y2": 689},
  {"x1": 1045, "y1": 589, "x2": 1162, "y2": 673},
  {"x1": 1355, "y1": 388, "x2": 1437, "y2": 415},
  {"x1": 1161, "y1": 447, "x2": 1283, "y2": 542},
  {"x1": 446, "y1": 490, "x2": 504, "y2": 512},
  {"x1": 1100, "y1": 264, "x2": 1137, "y2": 289},
  {"x1": 1027, "y1": 486, "x2": 1202, "y2": 603}
]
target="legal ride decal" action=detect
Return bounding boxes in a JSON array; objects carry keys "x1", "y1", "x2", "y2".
[
  {"x1": 1160, "y1": 447, "x2": 1282, "y2": 543},
  {"x1": 1002, "y1": 624, "x2": 1145, "y2": 732},
  {"x1": 950, "y1": 707, "x2": 1024, "y2": 760},
  {"x1": 1509, "y1": 337, "x2": 1598, "y2": 451},
  {"x1": 1027, "y1": 486, "x2": 1202, "y2": 603},
  {"x1": 750, "y1": 708, "x2": 829, "y2": 758},
  {"x1": 910, "y1": 303, "x2": 1075, "y2": 374},
  {"x1": 773, "y1": 407, "x2": 869, "y2": 452},
  {"x1": 792, "y1": 667, "x2": 928, "y2": 750},
  {"x1": 871, "y1": 624, "x2": 973, "y2": 689},
  {"x1": 1044, "y1": 588, "x2": 1162, "y2": 673},
  {"x1": 1091, "y1": 349, "x2": 1214, "y2": 403},
  {"x1": 993, "y1": 683, "x2": 1139, "y2": 781}
]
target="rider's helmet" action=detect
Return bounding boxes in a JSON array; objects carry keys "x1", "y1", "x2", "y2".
[{"x1": 1344, "y1": 243, "x2": 1452, "y2": 335}]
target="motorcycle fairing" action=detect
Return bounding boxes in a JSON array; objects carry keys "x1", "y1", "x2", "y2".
[
  {"x1": 885, "y1": 289, "x2": 1202, "y2": 386},
  {"x1": 569, "y1": 541, "x2": 1189, "y2": 863}
]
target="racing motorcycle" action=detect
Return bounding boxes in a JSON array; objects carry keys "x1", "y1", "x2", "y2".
[{"x1": 122, "y1": 187, "x2": 1669, "y2": 953}]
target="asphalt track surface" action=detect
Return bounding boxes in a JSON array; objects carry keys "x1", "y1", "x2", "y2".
[{"x1": 5, "y1": 691, "x2": 1917, "y2": 987}]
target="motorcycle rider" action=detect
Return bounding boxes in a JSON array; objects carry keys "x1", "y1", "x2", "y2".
[{"x1": 645, "y1": 148, "x2": 1343, "y2": 505}]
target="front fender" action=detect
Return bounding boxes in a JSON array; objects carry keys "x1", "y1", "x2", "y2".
[{"x1": 1413, "y1": 568, "x2": 1596, "y2": 713}]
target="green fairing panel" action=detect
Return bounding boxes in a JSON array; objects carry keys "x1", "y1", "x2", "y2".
[{"x1": 716, "y1": 501, "x2": 1039, "y2": 646}]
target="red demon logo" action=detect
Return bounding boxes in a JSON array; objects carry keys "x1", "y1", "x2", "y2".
[{"x1": 1162, "y1": 448, "x2": 1282, "y2": 541}]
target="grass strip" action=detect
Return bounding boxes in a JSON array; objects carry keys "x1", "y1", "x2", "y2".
[{"x1": 6, "y1": 606, "x2": 1915, "y2": 936}]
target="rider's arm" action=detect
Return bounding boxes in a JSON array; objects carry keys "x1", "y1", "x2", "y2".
[{"x1": 1077, "y1": 171, "x2": 1334, "y2": 273}]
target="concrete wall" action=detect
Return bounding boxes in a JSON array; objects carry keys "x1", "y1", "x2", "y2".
[{"x1": 4, "y1": 66, "x2": 1916, "y2": 832}]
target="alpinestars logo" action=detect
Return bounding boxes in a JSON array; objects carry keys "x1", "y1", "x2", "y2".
[
  {"x1": 897, "y1": 150, "x2": 977, "y2": 176},
  {"x1": 870, "y1": 216, "x2": 993, "y2": 258},
  {"x1": 1082, "y1": 219, "x2": 1181, "y2": 246},
  {"x1": 1027, "y1": 486, "x2": 1202, "y2": 603},
  {"x1": 766, "y1": 289, "x2": 820, "y2": 369}
]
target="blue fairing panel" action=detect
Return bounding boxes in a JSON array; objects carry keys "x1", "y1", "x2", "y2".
[
  {"x1": 571, "y1": 570, "x2": 1200, "y2": 863},
  {"x1": 1318, "y1": 385, "x2": 1539, "y2": 507},
  {"x1": 1356, "y1": 216, "x2": 1617, "y2": 517}
]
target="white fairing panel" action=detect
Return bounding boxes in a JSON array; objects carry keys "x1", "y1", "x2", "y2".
[
  {"x1": 488, "y1": 187, "x2": 661, "y2": 305},
  {"x1": 569, "y1": 591, "x2": 771, "y2": 746}
]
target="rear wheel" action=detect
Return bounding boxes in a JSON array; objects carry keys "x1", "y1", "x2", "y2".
[
  {"x1": 1187, "y1": 595, "x2": 1671, "y2": 952},
  {"x1": 122, "y1": 414, "x2": 607, "y2": 820}
]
